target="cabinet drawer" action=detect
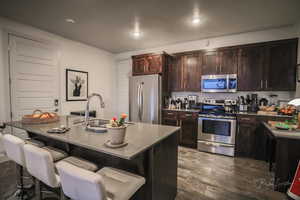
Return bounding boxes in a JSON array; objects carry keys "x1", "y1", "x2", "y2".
[
  {"x1": 162, "y1": 111, "x2": 178, "y2": 120},
  {"x1": 237, "y1": 116, "x2": 257, "y2": 124},
  {"x1": 178, "y1": 112, "x2": 198, "y2": 120}
]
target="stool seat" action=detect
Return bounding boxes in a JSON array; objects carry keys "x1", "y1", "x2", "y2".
[
  {"x1": 96, "y1": 167, "x2": 145, "y2": 200},
  {"x1": 61, "y1": 156, "x2": 98, "y2": 172},
  {"x1": 42, "y1": 146, "x2": 68, "y2": 162},
  {"x1": 25, "y1": 139, "x2": 45, "y2": 148}
]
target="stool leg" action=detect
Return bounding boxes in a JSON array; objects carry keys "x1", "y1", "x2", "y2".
[
  {"x1": 60, "y1": 187, "x2": 66, "y2": 200},
  {"x1": 35, "y1": 178, "x2": 42, "y2": 200},
  {"x1": 19, "y1": 165, "x2": 24, "y2": 200}
]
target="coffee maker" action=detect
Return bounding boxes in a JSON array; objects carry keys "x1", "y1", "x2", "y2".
[{"x1": 188, "y1": 95, "x2": 198, "y2": 107}]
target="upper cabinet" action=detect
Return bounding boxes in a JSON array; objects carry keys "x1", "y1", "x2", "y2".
[
  {"x1": 218, "y1": 48, "x2": 238, "y2": 74},
  {"x1": 237, "y1": 46, "x2": 266, "y2": 91},
  {"x1": 264, "y1": 39, "x2": 297, "y2": 91},
  {"x1": 132, "y1": 38, "x2": 298, "y2": 92},
  {"x1": 169, "y1": 52, "x2": 202, "y2": 92},
  {"x1": 202, "y1": 51, "x2": 218, "y2": 75},
  {"x1": 238, "y1": 38, "x2": 298, "y2": 91},
  {"x1": 132, "y1": 53, "x2": 163, "y2": 76},
  {"x1": 202, "y1": 49, "x2": 238, "y2": 75}
]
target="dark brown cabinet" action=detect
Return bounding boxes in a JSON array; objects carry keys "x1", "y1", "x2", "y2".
[
  {"x1": 169, "y1": 52, "x2": 201, "y2": 91},
  {"x1": 218, "y1": 49, "x2": 238, "y2": 74},
  {"x1": 264, "y1": 39, "x2": 297, "y2": 91},
  {"x1": 237, "y1": 38, "x2": 298, "y2": 91},
  {"x1": 162, "y1": 110, "x2": 198, "y2": 148},
  {"x1": 132, "y1": 53, "x2": 163, "y2": 76},
  {"x1": 202, "y1": 51, "x2": 218, "y2": 75},
  {"x1": 235, "y1": 115, "x2": 292, "y2": 159},
  {"x1": 237, "y1": 46, "x2": 265, "y2": 91},
  {"x1": 182, "y1": 53, "x2": 202, "y2": 91}
]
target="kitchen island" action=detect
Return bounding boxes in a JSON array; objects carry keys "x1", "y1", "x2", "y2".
[{"x1": 6, "y1": 116, "x2": 180, "y2": 200}]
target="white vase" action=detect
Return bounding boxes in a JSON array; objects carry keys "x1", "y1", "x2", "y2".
[{"x1": 107, "y1": 125, "x2": 127, "y2": 144}]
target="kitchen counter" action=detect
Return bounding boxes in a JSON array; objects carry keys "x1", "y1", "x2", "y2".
[
  {"x1": 262, "y1": 122, "x2": 300, "y2": 140},
  {"x1": 6, "y1": 115, "x2": 179, "y2": 200},
  {"x1": 162, "y1": 108, "x2": 200, "y2": 113},
  {"x1": 6, "y1": 116, "x2": 180, "y2": 160},
  {"x1": 237, "y1": 112, "x2": 292, "y2": 118}
]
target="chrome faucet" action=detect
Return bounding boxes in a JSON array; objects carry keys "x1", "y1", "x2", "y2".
[{"x1": 85, "y1": 93, "x2": 105, "y2": 126}]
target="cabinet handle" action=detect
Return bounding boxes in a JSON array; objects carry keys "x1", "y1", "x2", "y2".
[
  {"x1": 185, "y1": 114, "x2": 192, "y2": 117},
  {"x1": 260, "y1": 80, "x2": 263, "y2": 89},
  {"x1": 265, "y1": 80, "x2": 268, "y2": 89},
  {"x1": 167, "y1": 112, "x2": 174, "y2": 115}
]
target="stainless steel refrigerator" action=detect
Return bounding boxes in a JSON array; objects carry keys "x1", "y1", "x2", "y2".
[{"x1": 129, "y1": 74, "x2": 161, "y2": 124}]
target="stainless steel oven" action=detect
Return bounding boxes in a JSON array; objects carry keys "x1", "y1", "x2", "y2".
[{"x1": 198, "y1": 114, "x2": 236, "y2": 156}]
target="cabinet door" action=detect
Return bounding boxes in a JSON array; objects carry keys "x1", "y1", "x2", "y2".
[
  {"x1": 132, "y1": 57, "x2": 146, "y2": 75},
  {"x1": 146, "y1": 55, "x2": 163, "y2": 74},
  {"x1": 237, "y1": 46, "x2": 265, "y2": 91},
  {"x1": 235, "y1": 122, "x2": 257, "y2": 158},
  {"x1": 265, "y1": 40, "x2": 297, "y2": 91},
  {"x1": 218, "y1": 49, "x2": 238, "y2": 74},
  {"x1": 182, "y1": 53, "x2": 202, "y2": 91},
  {"x1": 202, "y1": 51, "x2": 219, "y2": 75},
  {"x1": 179, "y1": 112, "x2": 198, "y2": 149},
  {"x1": 169, "y1": 56, "x2": 183, "y2": 91}
]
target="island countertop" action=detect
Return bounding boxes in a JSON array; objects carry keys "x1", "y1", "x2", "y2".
[
  {"x1": 5, "y1": 116, "x2": 180, "y2": 160},
  {"x1": 262, "y1": 122, "x2": 300, "y2": 140}
]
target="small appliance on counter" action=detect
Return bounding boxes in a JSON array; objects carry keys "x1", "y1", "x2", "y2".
[{"x1": 188, "y1": 95, "x2": 198, "y2": 106}]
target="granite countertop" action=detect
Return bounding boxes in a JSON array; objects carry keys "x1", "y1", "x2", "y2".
[
  {"x1": 5, "y1": 116, "x2": 180, "y2": 160},
  {"x1": 162, "y1": 108, "x2": 200, "y2": 113},
  {"x1": 262, "y1": 122, "x2": 300, "y2": 140},
  {"x1": 236, "y1": 112, "x2": 292, "y2": 118}
]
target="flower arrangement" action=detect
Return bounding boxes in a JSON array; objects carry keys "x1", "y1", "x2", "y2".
[{"x1": 109, "y1": 114, "x2": 128, "y2": 127}]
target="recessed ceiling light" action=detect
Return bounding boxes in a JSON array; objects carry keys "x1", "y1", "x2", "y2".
[
  {"x1": 65, "y1": 18, "x2": 76, "y2": 24},
  {"x1": 192, "y1": 18, "x2": 200, "y2": 24},
  {"x1": 133, "y1": 31, "x2": 141, "y2": 37}
]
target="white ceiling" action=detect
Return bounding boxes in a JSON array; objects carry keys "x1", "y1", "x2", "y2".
[{"x1": 0, "y1": 0, "x2": 300, "y2": 53}]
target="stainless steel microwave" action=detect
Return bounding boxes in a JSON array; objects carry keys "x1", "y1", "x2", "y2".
[{"x1": 201, "y1": 74, "x2": 237, "y2": 93}]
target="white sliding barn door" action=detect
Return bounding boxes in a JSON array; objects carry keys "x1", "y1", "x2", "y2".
[{"x1": 9, "y1": 35, "x2": 60, "y2": 122}]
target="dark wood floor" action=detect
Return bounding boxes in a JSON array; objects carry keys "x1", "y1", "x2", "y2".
[{"x1": 1, "y1": 147, "x2": 287, "y2": 200}]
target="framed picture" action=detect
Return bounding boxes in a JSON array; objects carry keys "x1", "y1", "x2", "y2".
[{"x1": 66, "y1": 69, "x2": 88, "y2": 101}]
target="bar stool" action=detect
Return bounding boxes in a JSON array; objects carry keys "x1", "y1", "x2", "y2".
[
  {"x1": 2, "y1": 134, "x2": 46, "y2": 199},
  {"x1": 23, "y1": 144, "x2": 99, "y2": 200},
  {"x1": 57, "y1": 161, "x2": 146, "y2": 200}
]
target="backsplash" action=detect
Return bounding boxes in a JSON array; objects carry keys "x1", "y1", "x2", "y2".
[{"x1": 172, "y1": 91, "x2": 296, "y2": 103}]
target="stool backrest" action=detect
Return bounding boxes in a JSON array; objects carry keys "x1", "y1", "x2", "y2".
[
  {"x1": 57, "y1": 161, "x2": 107, "y2": 200},
  {"x1": 23, "y1": 144, "x2": 60, "y2": 188},
  {"x1": 3, "y1": 134, "x2": 26, "y2": 166}
]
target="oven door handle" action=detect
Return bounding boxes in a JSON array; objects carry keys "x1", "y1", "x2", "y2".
[{"x1": 198, "y1": 117, "x2": 236, "y2": 122}]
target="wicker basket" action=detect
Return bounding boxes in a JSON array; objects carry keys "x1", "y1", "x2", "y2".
[{"x1": 22, "y1": 110, "x2": 60, "y2": 124}]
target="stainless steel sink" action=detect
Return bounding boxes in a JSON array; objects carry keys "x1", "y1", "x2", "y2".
[{"x1": 85, "y1": 119, "x2": 109, "y2": 133}]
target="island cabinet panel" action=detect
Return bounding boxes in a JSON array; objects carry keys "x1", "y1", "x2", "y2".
[
  {"x1": 237, "y1": 46, "x2": 266, "y2": 91},
  {"x1": 264, "y1": 39, "x2": 297, "y2": 91},
  {"x1": 202, "y1": 51, "x2": 219, "y2": 75},
  {"x1": 218, "y1": 48, "x2": 238, "y2": 74},
  {"x1": 132, "y1": 53, "x2": 163, "y2": 76},
  {"x1": 235, "y1": 115, "x2": 292, "y2": 159}
]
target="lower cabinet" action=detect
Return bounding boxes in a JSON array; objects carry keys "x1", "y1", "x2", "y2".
[
  {"x1": 162, "y1": 110, "x2": 198, "y2": 149},
  {"x1": 235, "y1": 115, "x2": 291, "y2": 159}
]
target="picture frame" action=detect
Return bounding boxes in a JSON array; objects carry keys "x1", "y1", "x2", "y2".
[{"x1": 66, "y1": 69, "x2": 88, "y2": 101}]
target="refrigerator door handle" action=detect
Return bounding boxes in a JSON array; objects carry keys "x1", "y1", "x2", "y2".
[
  {"x1": 137, "y1": 84, "x2": 141, "y2": 121},
  {"x1": 140, "y1": 83, "x2": 144, "y2": 121}
]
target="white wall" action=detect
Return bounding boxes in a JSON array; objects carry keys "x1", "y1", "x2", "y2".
[
  {"x1": 0, "y1": 17, "x2": 117, "y2": 122},
  {"x1": 114, "y1": 25, "x2": 300, "y2": 114}
]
